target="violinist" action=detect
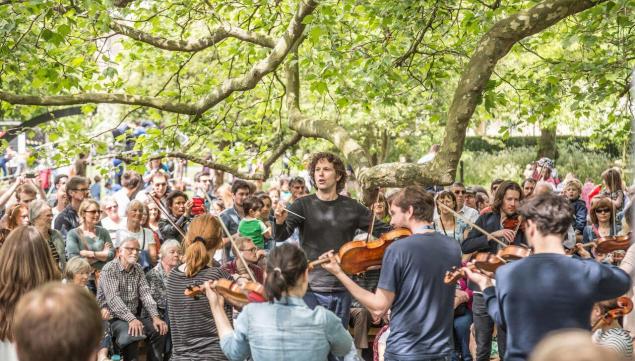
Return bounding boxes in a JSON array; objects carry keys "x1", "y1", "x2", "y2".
[
  {"x1": 321, "y1": 186, "x2": 461, "y2": 361},
  {"x1": 590, "y1": 298, "x2": 634, "y2": 358},
  {"x1": 273, "y1": 152, "x2": 389, "y2": 331},
  {"x1": 462, "y1": 193, "x2": 630, "y2": 361},
  {"x1": 461, "y1": 181, "x2": 525, "y2": 361},
  {"x1": 203, "y1": 243, "x2": 355, "y2": 361},
  {"x1": 582, "y1": 197, "x2": 620, "y2": 245},
  {"x1": 166, "y1": 215, "x2": 233, "y2": 361}
]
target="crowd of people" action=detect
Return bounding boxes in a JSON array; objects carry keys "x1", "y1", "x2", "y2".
[{"x1": 0, "y1": 151, "x2": 634, "y2": 361}]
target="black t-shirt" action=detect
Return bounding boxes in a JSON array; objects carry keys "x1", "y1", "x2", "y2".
[
  {"x1": 273, "y1": 194, "x2": 390, "y2": 292},
  {"x1": 378, "y1": 232, "x2": 462, "y2": 360}
]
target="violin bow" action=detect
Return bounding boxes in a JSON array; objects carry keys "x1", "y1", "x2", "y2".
[
  {"x1": 147, "y1": 192, "x2": 186, "y2": 239},
  {"x1": 215, "y1": 214, "x2": 257, "y2": 283},
  {"x1": 366, "y1": 187, "x2": 382, "y2": 243},
  {"x1": 437, "y1": 203, "x2": 508, "y2": 248}
]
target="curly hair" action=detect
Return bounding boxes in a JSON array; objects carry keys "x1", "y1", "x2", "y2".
[{"x1": 308, "y1": 152, "x2": 347, "y2": 193}]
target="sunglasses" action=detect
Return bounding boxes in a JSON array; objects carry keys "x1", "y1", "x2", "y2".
[
  {"x1": 85, "y1": 209, "x2": 102, "y2": 215},
  {"x1": 595, "y1": 208, "x2": 611, "y2": 214},
  {"x1": 453, "y1": 190, "x2": 465, "y2": 195}
]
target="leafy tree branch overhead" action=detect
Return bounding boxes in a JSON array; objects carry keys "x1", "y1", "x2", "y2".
[{"x1": 0, "y1": 0, "x2": 631, "y2": 189}]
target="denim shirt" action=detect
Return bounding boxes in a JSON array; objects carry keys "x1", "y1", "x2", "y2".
[{"x1": 220, "y1": 296, "x2": 353, "y2": 361}]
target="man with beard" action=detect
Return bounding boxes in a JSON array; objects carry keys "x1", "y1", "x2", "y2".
[{"x1": 97, "y1": 237, "x2": 168, "y2": 361}]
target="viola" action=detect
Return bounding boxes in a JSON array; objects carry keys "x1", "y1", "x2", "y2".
[
  {"x1": 334, "y1": 228, "x2": 413, "y2": 275},
  {"x1": 592, "y1": 296, "x2": 633, "y2": 329},
  {"x1": 184, "y1": 279, "x2": 267, "y2": 307}
]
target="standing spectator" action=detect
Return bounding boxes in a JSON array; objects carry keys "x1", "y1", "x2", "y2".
[
  {"x1": 51, "y1": 185, "x2": 68, "y2": 226},
  {"x1": 0, "y1": 226, "x2": 61, "y2": 361},
  {"x1": 13, "y1": 283, "x2": 102, "y2": 361},
  {"x1": 116, "y1": 200, "x2": 157, "y2": 267},
  {"x1": 54, "y1": 176, "x2": 89, "y2": 237},
  {"x1": 601, "y1": 168, "x2": 625, "y2": 217},
  {"x1": 29, "y1": 199, "x2": 66, "y2": 271},
  {"x1": 72, "y1": 153, "x2": 89, "y2": 177},
  {"x1": 522, "y1": 178, "x2": 537, "y2": 199},
  {"x1": 47, "y1": 174, "x2": 68, "y2": 207},
  {"x1": 97, "y1": 237, "x2": 168, "y2": 361},
  {"x1": 136, "y1": 171, "x2": 170, "y2": 205},
  {"x1": 90, "y1": 175, "x2": 102, "y2": 201},
  {"x1": 238, "y1": 196, "x2": 271, "y2": 250},
  {"x1": 101, "y1": 196, "x2": 126, "y2": 241},
  {"x1": 114, "y1": 171, "x2": 142, "y2": 218},
  {"x1": 66, "y1": 199, "x2": 115, "y2": 288},
  {"x1": 219, "y1": 179, "x2": 251, "y2": 259}
]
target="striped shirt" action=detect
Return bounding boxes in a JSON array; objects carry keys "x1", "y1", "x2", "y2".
[
  {"x1": 167, "y1": 266, "x2": 233, "y2": 361},
  {"x1": 593, "y1": 328, "x2": 633, "y2": 357}
]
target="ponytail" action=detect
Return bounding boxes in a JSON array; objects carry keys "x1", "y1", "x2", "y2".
[
  {"x1": 182, "y1": 215, "x2": 223, "y2": 277},
  {"x1": 265, "y1": 244, "x2": 307, "y2": 301}
]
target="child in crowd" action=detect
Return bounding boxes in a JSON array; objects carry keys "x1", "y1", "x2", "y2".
[
  {"x1": 590, "y1": 298, "x2": 633, "y2": 358},
  {"x1": 238, "y1": 196, "x2": 271, "y2": 249},
  {"x1": 563, "y1": 179, "x2": 587, "y2": 239}
]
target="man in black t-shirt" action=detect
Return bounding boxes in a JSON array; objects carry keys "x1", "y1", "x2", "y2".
[
  {"x1": 273, "y1": 152, "x2": 389, "y2": 332},
  {"x1": 321, "y1": 186, "x2": 461, "y2": 361}
]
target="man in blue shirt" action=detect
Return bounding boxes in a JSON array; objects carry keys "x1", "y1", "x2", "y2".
[
  {"x1": 321, "y1": 186, "x2": 461, "y2": 361},
  {"x1": 464, "y1": 192, "x2": 631, "y2": 361}
]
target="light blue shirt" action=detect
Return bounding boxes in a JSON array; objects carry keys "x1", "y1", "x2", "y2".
[{"x1": 220, "y1": 296, "x2": 353, "y2": 361}]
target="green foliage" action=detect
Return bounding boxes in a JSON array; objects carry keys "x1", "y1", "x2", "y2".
[{"x1": 460, "y1": 144, "x2": 625, "y2": 187}]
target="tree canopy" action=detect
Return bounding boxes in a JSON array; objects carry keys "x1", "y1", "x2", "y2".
[{"x1": 0, "y1": 0, "x2": 632, "y2": 192}]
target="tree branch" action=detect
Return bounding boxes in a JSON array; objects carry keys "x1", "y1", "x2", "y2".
[
  {"x1": 0, "y1": 106, "x2": 84, "y2": 143},
  {"x1": 0, "y1": 0, "x2": 318, "y2": 116},
  {"x1": 436, "y1": 0, "x2": 608, "y2": 183},
  {"x1": 262, "y1": 132, "x2": 302, "y2": 177},
  {"x1": 110, "y1": 22, "x2": 276, "y2": 51}
]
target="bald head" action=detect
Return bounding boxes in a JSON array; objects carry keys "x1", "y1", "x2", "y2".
[{"x1": 13, "y1": 282, "x2": 102, "y2": 361}]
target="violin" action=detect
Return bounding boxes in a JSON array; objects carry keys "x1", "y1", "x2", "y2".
[
  {"x1": 184, "y1": 279, "x2": 267, "y2": 307},
  {"x1": 335, "y1": 228, "x2": 413, "y2": 275},
  {"x1": 592, "y1": 296, "x2": 633, "y2": 330},
  {"x1": 594, "y1": 232, "x2": 632, "y2": 254},
  {"x1": 502, "y1": 214, "x2": 525, "y2": 233}
]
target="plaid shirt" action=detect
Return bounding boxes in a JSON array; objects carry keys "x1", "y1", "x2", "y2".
[{"x1": 97, "y1": 258, "x2": 159, "y2": 322}]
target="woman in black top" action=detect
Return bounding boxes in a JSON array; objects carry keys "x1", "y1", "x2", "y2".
[
  {"x1": 158, "y1": 190, "x2": 192, "y2": 242},
  {"x1": 167, "y1": 214, "x2": 233, "y2": 361}
]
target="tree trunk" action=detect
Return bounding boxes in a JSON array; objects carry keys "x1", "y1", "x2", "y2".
[{"x1": 537, "y1": 126, "x2": 558, "y2": 160}]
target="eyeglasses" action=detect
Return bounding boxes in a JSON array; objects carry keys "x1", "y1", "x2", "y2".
[
  {"x1": 595, "y1": 208, "x2": 611, "y2": 214},
  {"x1": 74, "y1": 188, "x2": 89, "y2": 192},
  {"x1": 107, "y1": 205, "x2": 118, "y2": 210},
  {"x1": 84, "y1": 210, "x2": 101, "y2": 215},
  {"x1": 154, "y1": 183, "x2": 167, "y2": 187},
  {"x1": 453, "y1": 190, "x2": 465, "y2": 195},
  {"x1": 241, "y1": 247, "x2": 258, "y2": 254},
  {"x1": 201, "y1": 179, "x2": 212, "y2": 183},
  {"x1": 122, "y1": 247, "x2": 140, "y2": 253}
]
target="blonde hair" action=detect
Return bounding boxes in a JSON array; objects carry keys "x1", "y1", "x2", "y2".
[
  {"x1": 563, "y1": 179, "x2": 583, "y2": 193},
  {"x1": 182, "y1": 215, "x2": 223, "y2": 277},
  {"x1": 78, "y1": 199, "x2": 100, "y2": 221},
  {"x1": 0, "y1": 226, "x2": 61, "y2": 341}
]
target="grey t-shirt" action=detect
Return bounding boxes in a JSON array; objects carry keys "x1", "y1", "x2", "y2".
[{"x1": 378, "y1": 232, "x2": 461, "y2": 360}]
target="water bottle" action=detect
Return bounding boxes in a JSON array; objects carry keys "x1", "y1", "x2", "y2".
[{"x1": 111, "y1": 355, "x2": 122, "y2": 361}]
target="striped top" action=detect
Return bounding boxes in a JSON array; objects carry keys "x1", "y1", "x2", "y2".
[
  {"x1": 167, "y1": 266, "x2": 233, "y2": 361},
  {"x1": 592, "y1": 328, "x2": 633, "y2": 357}
]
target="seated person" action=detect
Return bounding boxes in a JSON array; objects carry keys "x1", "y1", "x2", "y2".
[
  {"x1": 591, "y1": 298, "x2": 633, "y2": 358},
  {"x1": 222, "y1": 237, "x2": 265, "y2": 284},
  {"x1": 97, "y1": 237, "x2": 168, "y2": 361}
]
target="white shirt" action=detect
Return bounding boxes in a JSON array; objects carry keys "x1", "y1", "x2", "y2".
[
  {"x1": 113, "y1": 189, "x2": 131, "y2": 218},
  {"x1": 101, "y1": 217, "x2": 127, "y2": 242}
]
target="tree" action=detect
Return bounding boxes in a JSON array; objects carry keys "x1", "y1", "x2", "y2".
[{"x1": 0, "y1": 0, "x2": 631, "y2": 193}]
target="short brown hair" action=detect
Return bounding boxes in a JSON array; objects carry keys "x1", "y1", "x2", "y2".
[
  {"x1": 308, "y1": 152, "x2": 347, "y2": 193},
  {"x1": 436, "y1": 191, "x2": 459, "y2": 211},
  {"x1": 389, "y1": 186, "x2": 435, "y2": 222},
  {"x1": 14, "y1": 282, "x2": 102, "y2": 361},
  {"x1": 518, "y1": 193, "x2": 573, "y2": 237}
]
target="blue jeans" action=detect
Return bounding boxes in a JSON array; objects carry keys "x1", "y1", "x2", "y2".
[
  {"x1": 304, "y1": 290, "x2": 352, "y2": 361},
  {"x1": 452, "y1": 310, "x2": 473, "y2": 361},
  {"x1": 304, "y1": 290, "x2": 352, "y2": 327}
]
